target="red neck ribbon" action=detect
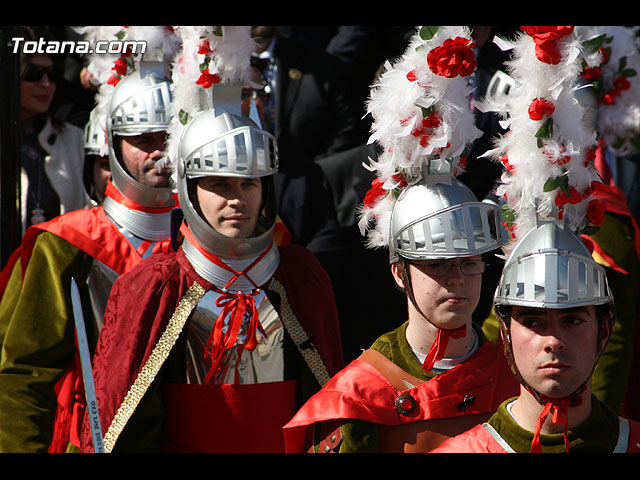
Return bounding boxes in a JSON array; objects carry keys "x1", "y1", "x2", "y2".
[
  {"x1": 104, "y1": 181, "x2": 176, "y2": 214},
  {"x1": 180, "y1": 224, "x2": 272, "y2": 383},
  {"x1": 421, "y1": 324, "x2": 467, "y2": 373},
  {"x1": 529, "y1": 388, "x2": 584, "y2": 453}
]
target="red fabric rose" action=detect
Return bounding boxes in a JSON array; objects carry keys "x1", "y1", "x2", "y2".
[
  {"x1": 422, "y1": 111, "x2": 441, "y2": 129},
  {"x1": 520, "y1": 26, "x2": 574, "y2": 65},
  {"x1": 427, "y1": 37, "x2": 477, "y2": 78},
  {"x1": 362, "y1": 178, "x2": 385, "y2": 208},
  {"x1": 112, "y1": 58, "x2": 127, "y2": 76},
  {"x1": 583, "y1": 147, "x2": 596, "y2": 166},
  {"x1": 554, "y1": 187, "x2": 582, "y2": 207},
  {"x1": 362, "y1": 174, "x2": 407, "y2": 208},
  {"x1": 106, "y1": 75, "x2": 120, "y2": 86},
  {"x1": 613, "y1": 76, "x2": 631, "y2": 92},
  {"x1": 120, "y1": 45, "x2": 133, "y2": 58},
  {"x1": 393, "y1": 173, "x2": 408, "y2": 189},
  {"x1": 601, "y1": 92, "x2": 616, "y2": 105},
  {"x1": 406, "y1": 69, "x2": 417, "y2": 82},
  {"x1": 196, "y1": 68, "x2": 221, "y2": 88},
  {"x1": 500, "y1": 154, "x2": 515, "y2": 172},
  {"x1": 528, "y1": 98, "x2": 556, "y2": 121},
  {"x1": 586, "y1": 199, "x2": 607, "y2": 225},
  {"x1": 582, "y1": 67, "x2": 602, "y2": 81},
  {"x1": 408, "y1": 111, "x2": 442, "y2": 148},
  {"x1": 198, "y1": 40, "x2": 213, "y2": 56}
]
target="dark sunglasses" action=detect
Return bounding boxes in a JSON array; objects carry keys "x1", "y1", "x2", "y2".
[{"x1": 21, "y1": 63, "x2": 56, "y2": 83}]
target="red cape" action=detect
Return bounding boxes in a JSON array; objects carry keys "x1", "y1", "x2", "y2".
[
  {"x1": 283, "y1": 340, "x2": 520, "y2": 452},
  {"x1": 0, "y1": 206, "x2": 172, "y2": 300},
  {"x1": 0, "y1": 205, "x2": 175, "y2": 452},
  {"x1": 80, "y1": 244, "x2": 344, "y2": 452},
  {"x1": 432, "y1": 415, "x2": 640, "y2": 453}
]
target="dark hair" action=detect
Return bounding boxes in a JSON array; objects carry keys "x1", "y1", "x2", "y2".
[
  {"x1": 495, "y1": 302, "x2": 614, "y2": 328},
  {"x1": 17, "y1": 26, "x2": 66, "y2": 129},
  {"x1": 186, "y1": 175, "x2": 275, "y2": 236}
]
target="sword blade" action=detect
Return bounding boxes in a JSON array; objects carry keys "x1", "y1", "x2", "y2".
[{"x1": 70, "y1": 277, "x2": 105, "y2": 453}]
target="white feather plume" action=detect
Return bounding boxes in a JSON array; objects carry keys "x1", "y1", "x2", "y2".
[
  {"x1": 478, "y1": 27, "x2": 603, "y2": 241},
  {"x1": 162, "y1": 26, "x2": 256, "y2": 180},
  {"x1": 577, "y1": 26, "x2": 640, "y2": 156},
  {"x1": 76, "y1": 26, "x2": 181, "y2": 157},
  {"x1": 358, "y1": 26, "x2": 483, "y2": 249}
]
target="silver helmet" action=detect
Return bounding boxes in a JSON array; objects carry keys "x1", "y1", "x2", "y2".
[
  {"x1": 494, "y1": 220, "x2": 615, "y2": 409},
  {"x1": 106, "y1": 69, "x2": 174, "y2": 208},
  {"x1": 176, "y1": 108, "x2": 279, "y2": 260},
  {"x1": 494, "y1": 219, "x2": 612, "y2": 309},
  {"x1": 84, "y1": 116, "x2": 107, "y2": 157},
  {"x1": 389, "y1": 174, "x2": 505, "y2": 264}
]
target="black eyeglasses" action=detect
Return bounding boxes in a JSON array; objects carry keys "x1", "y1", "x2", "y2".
[
  {"x1": 408, "y1": 259, "x2": 486, "y2": 277},
  {"x1": 21, "y1": 63, "x2": 56, "y2": 83}
]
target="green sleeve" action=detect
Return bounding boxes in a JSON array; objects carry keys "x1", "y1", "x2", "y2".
[
  {"x1": 0, "y1": 255, "x2": 24, "y2": 348},
  {"x1": 0, "y1": 232, "x2": 93, "y2": 452},
  {"x1": 590, "y1": 212, "x2": 639, "y2": 414}
]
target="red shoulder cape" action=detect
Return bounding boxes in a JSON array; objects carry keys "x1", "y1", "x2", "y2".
[
  {"x1": 0, "y1": 206, "x2": 172, "y2": 300},
  {"x1": 283, "y1": 340, "x2": 520, "y2": 452}
]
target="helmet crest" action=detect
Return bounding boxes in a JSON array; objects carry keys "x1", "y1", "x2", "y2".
[{"x1": 358, "y1": 26, "x2": 504, "y2": 261}]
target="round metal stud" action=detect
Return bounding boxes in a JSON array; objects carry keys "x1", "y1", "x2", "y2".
[{"x1": 395, "y1": 393, "x2": 417, "y2": 415}]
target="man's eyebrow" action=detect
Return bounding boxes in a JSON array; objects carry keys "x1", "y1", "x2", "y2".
[
  {"x1": 513, "y1": 306, "x2": 590, "y2": 317},
  {"x1": 512, "y1": 308, "x2": 545, "y2": 318}
]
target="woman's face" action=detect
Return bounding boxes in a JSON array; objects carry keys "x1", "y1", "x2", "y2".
[{"x1": 20, "y1": 54, "x2": 56, "y2": 120}]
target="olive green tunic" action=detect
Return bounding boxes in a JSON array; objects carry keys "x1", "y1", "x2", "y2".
[
  {"x1": 339, "y1": 320, "x2": 489, "y2": 452},
  {"x1": 0, "y1": 232, "x2": 95, "y2": 452},
  {"x1": 484, "y1": 394, "x2": 622, "y2": 453}
]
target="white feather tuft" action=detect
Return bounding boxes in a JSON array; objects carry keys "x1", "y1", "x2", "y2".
[
  {"x1": 358, "y1": 26, "x2": 482, "y2": 249},
  {"x1": 162, "y1": 26, "x2": 256, "y2": 184},
  {"x1": 576, "y1": 26, "x2": 640, "y2": 156},
  {"x1": 482, "y1": 27, "x2": 603, "y2": 241}
]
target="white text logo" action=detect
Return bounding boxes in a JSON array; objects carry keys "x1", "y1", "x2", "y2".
[{"x1": 12, "y1": 37, "x2": 147, "y2": 55}]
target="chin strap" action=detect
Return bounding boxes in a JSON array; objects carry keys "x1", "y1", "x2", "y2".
[
  {"x1": 529, "y1": 386, "x2": 585, "y2": 453},
  {"x1": 499, "y1": 319, "x2": 585, "y2": 453},
  {"x1": 180, "y1": 223, "x2": 272, "y2": 383},
  {"x1": 421, "y1": 324, "x2": 467, "y2": 372}
]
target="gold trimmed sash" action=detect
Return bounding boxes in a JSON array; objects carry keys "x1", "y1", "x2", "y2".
[{"x1": 102, "y1": 281, "x2": 206, "y2": 452}]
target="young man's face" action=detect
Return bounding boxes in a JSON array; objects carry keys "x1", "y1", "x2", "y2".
[
  {"x1": 91, "y1": 156, "x2": 111, "y2": 204},
  {"x1": 392, "y1": 256, "x2": 483, "y2": 329},
  {"x1": 508, "y1": 306, "x2": 604, "y2": 399},
  {"x1": 196, "y1": 176, "x2": 263, "y2": 239},
  {"x1": 120, "y1": 131, "x2": 170, "y2": 188}
]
